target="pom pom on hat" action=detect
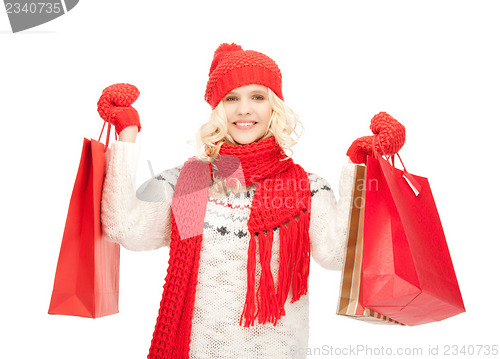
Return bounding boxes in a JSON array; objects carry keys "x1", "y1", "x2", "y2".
[
  {"x1": 215, "y1": 43, "x2": 243, "y2": 53},
  {"x1": 205, "y1": 43, "x2": 283, "y2": 109},
  {"x1": 209, "y1": 43, "x2": 244, "y2": 75}
]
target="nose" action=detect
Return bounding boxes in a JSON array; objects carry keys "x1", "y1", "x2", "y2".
[{"x1": 237, "y1": 98, "x2": 252, "y2": 115}]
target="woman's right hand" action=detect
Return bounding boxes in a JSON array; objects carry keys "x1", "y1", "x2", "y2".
[{"x1": 97, "y1": 83, "x2": 141, "y2": 136}]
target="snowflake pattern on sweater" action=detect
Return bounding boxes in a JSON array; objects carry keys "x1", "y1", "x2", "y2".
[{"x1": 101, "y1": 141, "x2": 356, "y2": 359}]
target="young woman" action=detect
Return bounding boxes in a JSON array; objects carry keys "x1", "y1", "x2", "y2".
[{"x1": 98, "y1": 43, "x2": 402, "y2": 359}]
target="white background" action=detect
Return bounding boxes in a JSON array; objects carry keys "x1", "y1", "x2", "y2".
[{"x1": 1, "y1": 1, "x2": 499, "y2": 358}]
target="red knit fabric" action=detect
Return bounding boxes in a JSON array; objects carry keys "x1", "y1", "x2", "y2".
[
  {"x1": 147, "y1": 136, "x2": 311, "y2": 359},
  {"x1": 97, "y1": 83, "x2": 141, "y2": 134},
  {"x1": 346, "y1": 112, "x2": 406, "y2": 164},
  {"x1": 204, "y1": 43, "x2": 283, "y2": 109}
]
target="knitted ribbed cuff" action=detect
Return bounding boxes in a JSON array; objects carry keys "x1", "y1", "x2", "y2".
[{"x1": 113, "y1": 107, "x2": 141, "y2": 134}]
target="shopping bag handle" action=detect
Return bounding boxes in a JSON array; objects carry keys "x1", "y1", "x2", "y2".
[
  {"x1": 372, "y1": 135, "x2": 422, "y2": 196},
  {"x1": 372, "y1": 134, "x2": 405, "y2": 168},
  {"x1": 97, "y1": 113, "x2": 118, "y2": 151},
  {"x1": 372, "y1": 134, "x2": 395, "y2": 162}
]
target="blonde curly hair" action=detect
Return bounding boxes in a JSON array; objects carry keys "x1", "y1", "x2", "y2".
[{"x1": 194, "y1": 87, "x2": 304, "y2": 196}]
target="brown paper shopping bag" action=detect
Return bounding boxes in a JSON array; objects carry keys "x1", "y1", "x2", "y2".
[{"x1": 336, "y1": 163, "x2": 403, "y2": 325}]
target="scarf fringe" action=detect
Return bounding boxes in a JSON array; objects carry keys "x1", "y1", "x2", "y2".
[
  {"x1": 292, "y1": 209, "x2": 311, "y2": 302},
  {"x1": 257, "y1": 229, "x2": 279, "y2": 325},
  {"x1": 277, "y1": 221, "x2": 292, "y2": 318},
  {"x1": 239, "y1": 208, "x2": 311, "y2": 327},
  {"x1": 239, "y1": 232, "x2": 257, "y2": 327}
]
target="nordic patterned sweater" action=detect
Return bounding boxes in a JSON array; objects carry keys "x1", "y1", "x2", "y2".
[{"x1": 100, "y1": 141, "x2": 357, "y2": 359}]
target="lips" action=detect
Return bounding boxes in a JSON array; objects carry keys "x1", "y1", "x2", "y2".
[
  {"x1": 233, "y1": 121, "x2": 257, "y2": 125},
  {"x1": 233, "y1": 121, "x2": 257, "y2": 129}
]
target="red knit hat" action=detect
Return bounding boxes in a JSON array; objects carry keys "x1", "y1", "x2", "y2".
[{"x1": 205, "y1": 43, "x2": 284, "y2": 109}]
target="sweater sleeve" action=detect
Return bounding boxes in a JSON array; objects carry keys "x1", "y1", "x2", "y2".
[
  {"x1": 308, "y1": 161, "x2": 357, "y2": 270},
  {"x1": 100, "y1": 141, "x2": 181, "y2": 251}
]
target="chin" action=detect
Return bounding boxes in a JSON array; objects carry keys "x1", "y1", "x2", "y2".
[
  {"x1": 234, "y1": 138, "x2": 254, "y2": 145},
  {"x1": 231, "y1": 133, "x2": 264, "y2": 145}
]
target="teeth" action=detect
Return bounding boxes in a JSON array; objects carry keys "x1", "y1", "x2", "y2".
[{"x1": 235, "y1": 122, "x2": 256, "y2": 126}]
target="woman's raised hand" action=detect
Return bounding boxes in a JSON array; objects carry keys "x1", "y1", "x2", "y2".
[
  {"x1": 346, "y1": 112, "x2": 406, "y2": 164},
  {"x1": 97, "y1": 83, "x2": 141, "y2": 139}
]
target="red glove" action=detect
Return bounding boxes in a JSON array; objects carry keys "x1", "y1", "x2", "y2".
[
  {"x1": 97, "y1": 83, "x2": 141, "y2": 134},
  {"x1": 346, "y1": 112, "x2": 406, "y2": 164}
]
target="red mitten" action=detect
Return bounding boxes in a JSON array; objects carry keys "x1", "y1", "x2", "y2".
[
  {"x1": 97, "y1": 83, "x2": 141, "y2": 134},
  {"x1": 346, "y1": 135, "x2": 374, "y2": 164},
  {"x1": 346, "y1": 112, "x2": 406, "y2": 164}
]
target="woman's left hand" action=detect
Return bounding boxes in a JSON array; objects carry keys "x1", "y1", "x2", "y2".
[{"x1": 346, "y1": 112, "x2": 406, "y2": 164}]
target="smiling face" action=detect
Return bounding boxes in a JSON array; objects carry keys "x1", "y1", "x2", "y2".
[{"x1": 222, "y1": 84, "x2": 273, "y2": 145}]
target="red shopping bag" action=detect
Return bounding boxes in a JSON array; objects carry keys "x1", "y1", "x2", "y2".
[
  {"x1": 48, "y1": 122, "x2": 120, "y2": 318},
  {"x1": 361, "y1": 154, "x2": 465, "y2": 326}
]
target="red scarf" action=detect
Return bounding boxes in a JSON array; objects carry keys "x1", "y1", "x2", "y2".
[{"x1": 147, "y1": 136, "x2": 312, "y2": 359}]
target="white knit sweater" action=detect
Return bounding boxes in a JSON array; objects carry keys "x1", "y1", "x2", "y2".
[{"x1": 101, "y1": 141, "x2": 357, "y2": 359}]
